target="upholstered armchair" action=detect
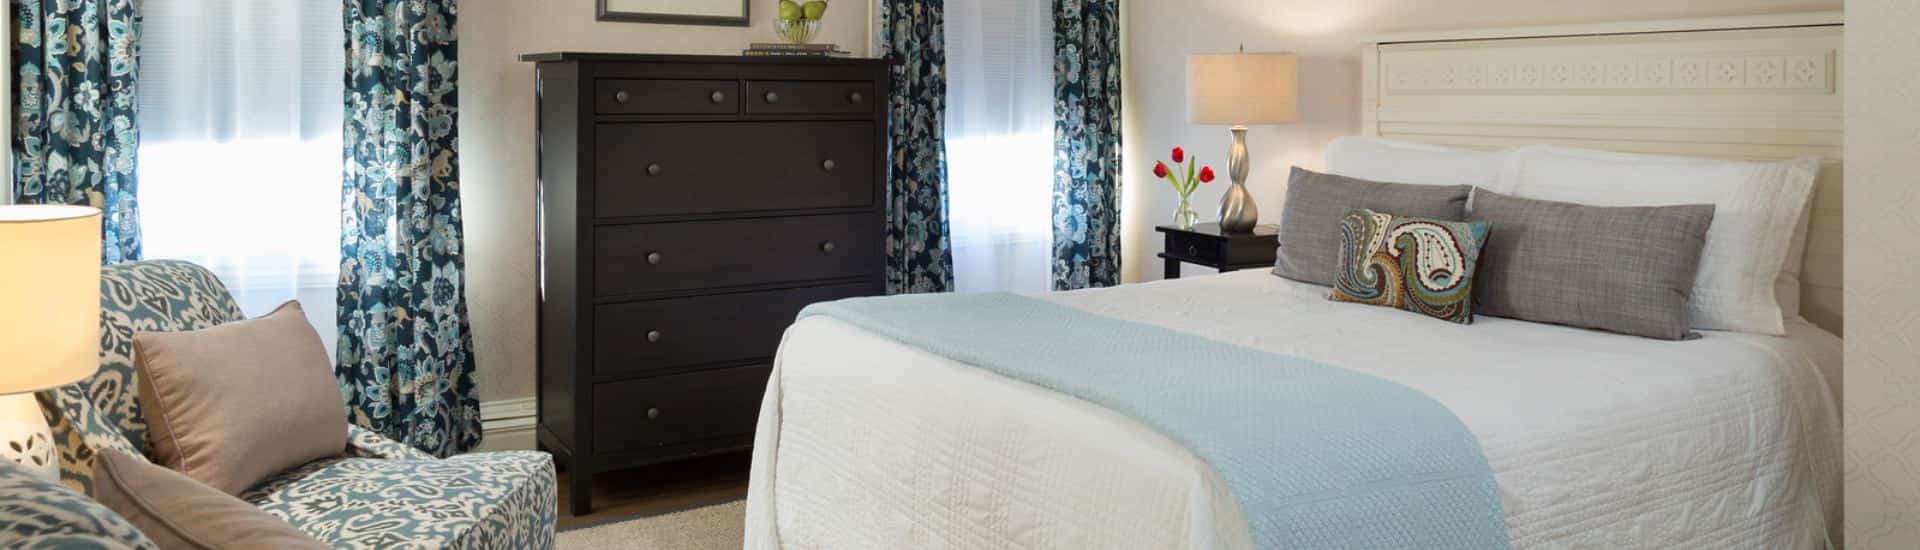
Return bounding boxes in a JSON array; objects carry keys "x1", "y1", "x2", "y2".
[{"x1": 34, "y1": 260, "x2": 556, "y2": 549}]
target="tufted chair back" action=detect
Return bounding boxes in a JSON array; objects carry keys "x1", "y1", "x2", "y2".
[{"x1": 35, "y1": 260, "x2": 246, "y2": 493}]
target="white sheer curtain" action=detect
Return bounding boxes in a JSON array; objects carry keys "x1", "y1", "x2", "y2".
[
  {"x1": 944, "y1": 0, "x2": 1055, "y2": 294},
  {"x1": 137, "y1": 0, "x2": 345, "y2": 353}
]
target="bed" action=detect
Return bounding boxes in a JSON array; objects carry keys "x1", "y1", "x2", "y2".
[{"x1": 746, "y1": 12, "x2": 1843, "y2": 549}]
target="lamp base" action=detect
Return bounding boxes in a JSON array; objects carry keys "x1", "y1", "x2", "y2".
[
  {"x1": 1217, "y1": 126, "x2": 1259, "y2": 232},
  {"x1": 0, "y1": 393, "x2": 57, "y2": 480}
]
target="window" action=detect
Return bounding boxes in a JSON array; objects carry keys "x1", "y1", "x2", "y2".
[
  {"x1": 137, "y1": 0, "x2": 345, "y2": 352},
  {"x1": 944, "y1": 0, "x2": 1055, "y2": 294}
]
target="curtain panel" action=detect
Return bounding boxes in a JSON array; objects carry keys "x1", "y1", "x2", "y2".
[
  {"x1": 1049, "y1": 0, "x2": 1122, "y2": 290},
  {"x1": 336, "y1": 0, "x2": 479, "y2": 458},
  {"x1": 12, "y1": 0, "x2": 142, "y2": 264},
  {"x1": 879, "y1": 0, "x2": 957, "y2": 294}
]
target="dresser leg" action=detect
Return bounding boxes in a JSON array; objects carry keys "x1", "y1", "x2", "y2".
[
  {"x1": 570, "y1": 471, "x2": 594, "y2": 516},
  {"x1": 1164, "y1": 258, "x2": 1181, "y2": 279}
]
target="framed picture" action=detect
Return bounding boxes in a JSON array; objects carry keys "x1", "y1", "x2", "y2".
[{"x1": 597, "y1": 0, "x2": 751, "y2": 26}]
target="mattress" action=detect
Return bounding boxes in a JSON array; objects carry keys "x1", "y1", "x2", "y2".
[{"x1": 745, "y1": 270, "x2": 1842, "y2": 549}]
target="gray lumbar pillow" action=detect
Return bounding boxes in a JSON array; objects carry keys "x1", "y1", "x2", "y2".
[
  {"x1": 1470, "y1": 189, "x2": 1715, "y2": 340},
  {"x1": 1273, "y1": 167, "x2": 1472, "y2": 286}
]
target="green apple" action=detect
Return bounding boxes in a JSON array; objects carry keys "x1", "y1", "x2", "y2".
[
  {"x1": 778, "y1": 0, "x2": 803, "y2": 21},
  {"x1": 801, "y1": 0, "x2": 828, "y2": 20}
]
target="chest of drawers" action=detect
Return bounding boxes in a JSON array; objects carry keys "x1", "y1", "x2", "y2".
[{"x1": 522, "y1": 53, "x2": 891, "y2": 514}]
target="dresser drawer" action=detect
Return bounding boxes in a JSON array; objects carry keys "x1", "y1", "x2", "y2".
[
  {"x1": 745, "y1": 80, "x2": 875, "y2": 114},
  {"x1": 592, "y1": 366, "x2": 772, "y2": 453},
  {"x1": 593, "y1": 282, "x2": 876, "y2": 377},
  {"x1": 595, "y1": 121, "x2": 875, "y2": 218},
  {"x1": 595, "y1": 79, "x2": 739, "y2": 115},
  {"x1": 594, "y1": 214, "x2": 881, "y2": 296}
]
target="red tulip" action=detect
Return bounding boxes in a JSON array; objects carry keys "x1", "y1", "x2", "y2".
[
  {"x1": 1198, "y1": 166, "x2": 1216, "y2": 183},
  {"x1": 1153, "y1": 161, "x2": 1170, "y2": 178},
  {"x1": 1171, "y1": 147, "x2": 1186, "y2": 163}
]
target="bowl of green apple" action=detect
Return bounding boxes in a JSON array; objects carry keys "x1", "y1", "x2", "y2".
[{"x1": 775, "y1": 0, "x2": 828, "y2": 44}]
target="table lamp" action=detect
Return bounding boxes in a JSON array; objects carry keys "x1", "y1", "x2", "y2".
[
  {"x1": 0, "y1": 205, "x2": 101, "y2": 479},
  {"x1": 1188, "y1": 49, "x2": 1298, "y2": 232}
]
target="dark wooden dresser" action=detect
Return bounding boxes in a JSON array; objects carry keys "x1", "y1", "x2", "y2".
[{"x1": 521, "y1": 52, "x2": 890, "y2": 514}]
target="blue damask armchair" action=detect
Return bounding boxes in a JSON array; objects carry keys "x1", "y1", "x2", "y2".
[{"x1": 34, "y1": 260, "x2": 556, "y2": 549}]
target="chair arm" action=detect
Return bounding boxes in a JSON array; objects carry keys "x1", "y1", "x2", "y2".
[{"x1": 344, "y1": 424, "x2": 436, "y2": 461}]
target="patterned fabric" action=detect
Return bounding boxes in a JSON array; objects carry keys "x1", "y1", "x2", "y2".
[
  {"x1": 337, "y1": 0, "x2": 481, "y2": 458},
  {"x1": 878, "y1": 0, "x2": 956, "y2": 294},
  {"x1": 242, "y1": 452, "x2": 556, "y2": 550},
  {"x1": 1329, "y1": 209, "x2": 1491, "y2": 324},
  {"x1": 346, "y1": 424, "x2": 437, "y2": 461},
  {"x1": 11, "y1": 0, "x2": 143, "y2": 264},
  {"x1": 1050, "y1": 0, "x2": 1123, "y2": 290},
  {"x1": 0, "y1": 458, "x2": 155, "y2": 550},
  {"x1": 38, "y1": 260, "x2": 245, "y2": 494}
]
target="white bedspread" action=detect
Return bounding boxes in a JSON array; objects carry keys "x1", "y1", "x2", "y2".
[{"x1": 746, "y1": 271, "x2": 1841, "y2": 549}]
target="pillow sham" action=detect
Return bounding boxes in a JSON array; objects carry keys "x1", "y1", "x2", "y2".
[
  {"x1": 1471, "y1": 190, "x2": 1716, "y2": 340},
  {"x1": 133, "y1": 301, "x2": 347, "y2": 496},
  {"x1": 1491, "y1": 145, "x2": 1818, "y2": 335},
  {"x1": 1323, "y1": 136, "x2": 1504, "y2": 187},
  {"x1": 1274, "y1": 168, "x2": 1472, "y2": 286},
  {"x1": 1328, "y1": 208, "x2": 1490, "y2": 324},
  {"x1": 91, "y1": 450, "x2": 328, "y2": 550}
]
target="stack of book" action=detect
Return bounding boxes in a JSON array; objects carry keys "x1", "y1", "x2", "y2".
[{"x1": 743, "y1": 43, "x2": 852, "y2": 57}]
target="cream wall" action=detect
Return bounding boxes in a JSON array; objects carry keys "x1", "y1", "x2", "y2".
[
  {"x1": 1844, "y1": 0, "x2": 1920, "y2": 546},
  {"x1": 458, "y1": 0, "x2": 873, "y2": 403},
  {"x1": 1119, "y1": 0, "x2": 1840, "y2": 283}
]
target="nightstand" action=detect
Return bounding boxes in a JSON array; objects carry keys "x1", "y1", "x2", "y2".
[{"x1": 1155, "y1": 223, "x2": 1279, "y2": 279}]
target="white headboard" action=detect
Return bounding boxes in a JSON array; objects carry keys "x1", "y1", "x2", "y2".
[{"x1": 1362, "y1": 12, "x2": 1844, "y2": 336}]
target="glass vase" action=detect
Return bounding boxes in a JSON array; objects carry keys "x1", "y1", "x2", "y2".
[{"x1": 1172, "y1": 196, "x2": 1199, "y2": 230}]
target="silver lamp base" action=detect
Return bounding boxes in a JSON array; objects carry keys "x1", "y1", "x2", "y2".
[{"x1": 1217, "y1": 126, "x2": 1259, "y2": 232}]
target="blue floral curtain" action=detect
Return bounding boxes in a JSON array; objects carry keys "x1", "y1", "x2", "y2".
[
  {"x1": 1050, "y1": 0, "x2": 1122, "y2": 290},
  {"x1": 11, "y1": 0, "x2": 141, "y2": 264},
  {"x1": 879, "y1": 0, "x2": 956, "y2": 294},
  {"x1": 335, "y1": 0, "x2": 479, "y2": 458}
]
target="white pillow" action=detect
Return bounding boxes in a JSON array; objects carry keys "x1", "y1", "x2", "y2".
[
  {"x1": 1324, "y1": 136, "x2": 1503, "y2": 187},
  {"x1": 1492, "y1": 146, "x2": 1819, "y2": 335}
]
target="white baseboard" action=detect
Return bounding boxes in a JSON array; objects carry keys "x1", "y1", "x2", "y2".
[{"x1": 473, "y1": 397, "x2": 538, "y2": 453}]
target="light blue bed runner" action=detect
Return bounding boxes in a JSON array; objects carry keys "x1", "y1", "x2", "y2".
[{"x1": 800, "y1": 292, "x2": 1509, "y2": 549}]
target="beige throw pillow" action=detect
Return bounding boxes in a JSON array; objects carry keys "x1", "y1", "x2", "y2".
[
  {"x1": 134, "y1": 301, "x2": 347, "y2": 495},
  {"x1": 92, "y1": 449, "x2": 329, "y2": 549}
]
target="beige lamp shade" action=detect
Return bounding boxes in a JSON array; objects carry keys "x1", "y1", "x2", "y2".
[
  {"x1": 0, "y1": 205, "x2": 102, "y2": 395},
  {"x1": 1188, "y1": 52, "x2": 1299, "y2": 125}
]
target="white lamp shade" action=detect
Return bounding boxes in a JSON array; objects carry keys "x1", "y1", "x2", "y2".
[
  {"x1": 1188, "y1": 52, "x2": 1298, "y2": 125},
  {"x1": 0, "y1": 205, "x2": 102, "y2": 394}
]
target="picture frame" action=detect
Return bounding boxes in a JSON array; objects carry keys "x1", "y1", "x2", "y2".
[{"x1": 597, "y1": 0, "x2": 751, "y2": 27}]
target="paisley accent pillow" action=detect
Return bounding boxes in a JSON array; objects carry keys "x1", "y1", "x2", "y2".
[{"x1": 1329, "y1": 209, "x2": 1491, "y2": 324}]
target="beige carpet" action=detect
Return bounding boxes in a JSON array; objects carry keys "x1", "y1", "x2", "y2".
[{"x1": 558, "y1": 500, "x2": 746, "y2": 549}]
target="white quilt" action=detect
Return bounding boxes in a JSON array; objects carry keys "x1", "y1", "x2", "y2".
[{"x1": 745, "y1": 271, "x2": 1841, "y2": 549}]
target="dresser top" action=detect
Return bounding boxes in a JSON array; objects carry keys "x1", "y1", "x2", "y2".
[{"x1": 519, "y1": 52, "x2": 895, "y2": 65}]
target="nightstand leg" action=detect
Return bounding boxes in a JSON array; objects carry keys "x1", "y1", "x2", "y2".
[
  {"x1": 571, "y1": 471, "x2": 594, "y2": 515},
  {"x1": 1164, "y1": 258, "x2": 1181, "y2": 279}
]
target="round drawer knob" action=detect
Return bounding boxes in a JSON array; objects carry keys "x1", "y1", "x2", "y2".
[
  {"x1": 646, "y1": 252, "x2": 663, "y2": 265},
  {"x1": 646, "y1": 163, "x2": 662, "y2": 177},
  {"x1": 646, "y1": 408, "x2": 660, "y2": 420},
  {"x1": 764, "y1": 91, "x2": 780, "y2": 104},
  {"x1": 1187, "y1": 245, "x2": 1198, "y2": 256},
  {"x1": 710, "y1": 91, "x2": 726, "y2": 104},
  {"x1": 822, "y1": 159, "x2": 836, "y2": 172},
  {"x1": 614, "y1": 89, "x2": 631, "y2": 104},
  {"x1": 646, "y1": 330, "x2": 662, "y2": 343},
  {"x1": 849, "y1": 91, "x2": 864, "y2": 103},
  {"x1": 820, "y1": 241, "x2": 836, "y2": 254}
]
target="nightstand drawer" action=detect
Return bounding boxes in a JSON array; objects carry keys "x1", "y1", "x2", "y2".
[
  {"x1": 592, "y1": 366, "x2": 772, "y2": 453},
  {"x1": 595, "y1": 79, "x2": 739, "y2": 115},
  {"x1": 1165, "y1": 231, "x2": 1223, "y2": 263},
  {"x1": 592, "y1": 282, "x2": 878, "y2": 377}
]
